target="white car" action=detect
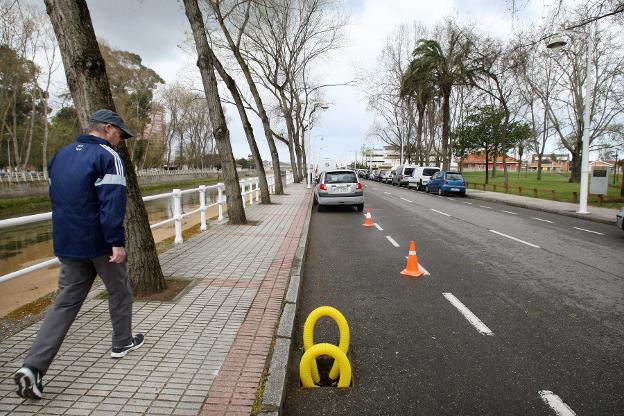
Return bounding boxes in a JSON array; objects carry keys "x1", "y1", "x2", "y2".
[{"x1": 408, "y1": 166, "x2": 441, "y2": 191}]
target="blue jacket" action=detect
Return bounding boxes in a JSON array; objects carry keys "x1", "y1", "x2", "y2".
[{"x1": 49, "y1": 135, "x2": 127, "y2": 259}]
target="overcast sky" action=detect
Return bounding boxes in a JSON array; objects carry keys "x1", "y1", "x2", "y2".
[{"x1": 74, "y1": 0, "x2": 547, "y2": 165}]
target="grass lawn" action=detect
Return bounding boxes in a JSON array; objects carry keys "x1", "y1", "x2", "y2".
[{"x1": 461, "y1": 170, "x2": 624, "y2": 209}]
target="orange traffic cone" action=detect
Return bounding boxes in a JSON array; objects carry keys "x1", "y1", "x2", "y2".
[
  {"x1": 401, "y1": 240, "x2": 424, "y2": 277},
  {"x1": 363, "y1": 208, "x2": 375, "y2": 227}
]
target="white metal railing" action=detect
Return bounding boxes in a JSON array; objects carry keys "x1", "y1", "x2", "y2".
[{"x1": 0, "y1": 171, "x2": 293, "y2": 284}]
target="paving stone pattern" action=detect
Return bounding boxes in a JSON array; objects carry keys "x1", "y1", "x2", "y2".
[{"x1": 0, "y1": 184, "x2": 311, "y2": 415}]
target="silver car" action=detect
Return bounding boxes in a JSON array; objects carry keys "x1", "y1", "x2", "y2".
[
  {"x1": 314, "y1": 170, "x2": 364, "y2": 212},
  {"x1": 617, "y1": 208, "x2": 623, "y2": 231}
]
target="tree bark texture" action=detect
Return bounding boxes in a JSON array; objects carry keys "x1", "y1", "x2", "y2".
[
  {"x1": 441, "y1": 89, "x2": 451, "y2": 171},
  {"x1": 182, "y1": 0, "x2": 246, "y2": 224},
  {"x1": 210, "y1": 50, "x2": 270, "y2": 204},
  {"x1": 44, "y1": 0, "x2": 166, "y2": 295}
]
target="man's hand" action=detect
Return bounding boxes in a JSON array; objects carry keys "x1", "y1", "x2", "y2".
[{"x1": 109, "y1": 246, "x2": 126, "y2": 263}]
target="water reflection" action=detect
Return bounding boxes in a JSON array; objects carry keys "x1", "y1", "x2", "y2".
[{"x1": 0, "y1": 190, "x2": 220, "y2": 276}]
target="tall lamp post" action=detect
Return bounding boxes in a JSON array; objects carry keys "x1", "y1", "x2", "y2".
[
  {"x1": 546, "y1": 28, "x2": 593, "y2": 214},
  {"x1": 306, "y1": 105, "x2": 329, "y2": 188}
]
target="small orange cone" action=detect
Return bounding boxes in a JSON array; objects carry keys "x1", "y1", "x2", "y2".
[
  {"x1": 363, "y1": 208, "x2": 375, "y2": 227},
  {"x1": 401, "y1": 240, "x2": 424, "y2": 277}
]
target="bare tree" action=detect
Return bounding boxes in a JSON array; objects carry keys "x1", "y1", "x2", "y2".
[
  {"x1": 44, "y1": 0, "x2": 166, "y2": 294},
  {"x1": 183, "y1": 0, "x2": 246, "y2": 224}
]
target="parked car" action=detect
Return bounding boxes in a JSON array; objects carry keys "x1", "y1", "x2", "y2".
[
  {"x1": 377, "y1": 170, "x2": 389, "y2": 182},
  {"x1": 617, "y1": 208, "x2": 623, "y2": 231},
  {"x1": 391, "y1": 164, "x2": 417, "y2": 187},
  {"x1": 426, "y1": 171, "x2": 466, "y2": 196},
  {"x1": 408, "y1": 166, "x2": 441, "y2": 191},
  {"x1": 387, "y1": 169, "x2": 396, "y2": 184},
  {"x1": 314, "y1": 170, "x2": 364, "y2": 211}
]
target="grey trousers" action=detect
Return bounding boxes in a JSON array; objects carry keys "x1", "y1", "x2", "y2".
[{"x1": 23, "y1": 255, "x2": 134, "y2": 375}]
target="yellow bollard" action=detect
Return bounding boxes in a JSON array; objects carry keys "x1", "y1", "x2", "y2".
[
  {"x1": 300, "y1": 343, "x2": 351, "y2": 388},
  {"x1": 303, "y1": 306, "x2": 350, "y2": 383}
]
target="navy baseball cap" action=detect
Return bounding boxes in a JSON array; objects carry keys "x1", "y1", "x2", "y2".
[{"x1": 89, "y1": 109, "x2": 133, "y2": 139}]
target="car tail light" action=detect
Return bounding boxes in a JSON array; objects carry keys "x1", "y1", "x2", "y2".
[
  {"x1": 356, "y1": 183, "x2": 363, "y2": 190},
  {"x1": 320, "y1": 183, "x2": 327, "y2": 190}
]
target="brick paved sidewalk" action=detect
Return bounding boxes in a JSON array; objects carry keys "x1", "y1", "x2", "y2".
[{"x1": 0, "y1": 184, "x2": 312, "y2": 416}]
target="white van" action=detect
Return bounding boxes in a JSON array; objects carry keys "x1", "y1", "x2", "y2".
[{"x1": 407, "y1": 166, "x2": 441, "y2": 191}]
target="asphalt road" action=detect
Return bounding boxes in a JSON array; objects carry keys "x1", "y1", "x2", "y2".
[{"x1": 282, "y1": 179, "x2": 624, "y2": 416}]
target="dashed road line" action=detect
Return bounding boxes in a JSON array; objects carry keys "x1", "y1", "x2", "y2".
[
  {"x1": 384, "y1": 191, "x2": 391, "y2": 195},
  {"x1": 443, "y1": 293, "x2": 494, "y2": 336},
  {"x1": 573, "y1": 227, "x2": 604, "y2": 235},
  {"x1": 501, "y1": 210, "x2": 518, "y2": 215},
  {"x1": 489, "y1": 230, "x2": 540, "y2": 248},
  {"x1": 538, "y1": 391, "x2": 576, "y2": 416},
  {"x1": 386, "y1": 236, "x2": 400, "y2": 247},
  {"x1": 400, "y1": 197, "x2": 413, "y2": 202},
  {"x1": 463, "y1": 202, "x2": 473, "y2": 205},
  {"x1": 430, "y1": 208, "x2": 451, "y2": 217},
  {"x1": 532, "y1": 217, "x2": 553, "y2": 223},
  {"x1": 480, "y1": 205, "x2": 493, "y2": 209},
  {"x1": 374, "y1": 223, "x2": 383, "y2": 231}
]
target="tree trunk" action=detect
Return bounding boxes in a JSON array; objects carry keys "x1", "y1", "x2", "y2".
[
  {"x1": 210, "y1": 49, "x2": 270, "y2": 203},
  {"x1": 45, "y1": 0, "x2": 166, "y2": 295},
  {"x1": 182, "y1": 0, "x2": 246, "y2": 224},
  {"x1": 441, "y1": 89, "x2": 451, "y2": 170},
  {"x1": 209, "y1": 4, "x2": 284, "y2": 194},
  {"x1": 569, "y1": 150, "x2": 581, "y2": 183},
  {"x1": 22, "y1": 85, "x2": 38, "y2": 172}
]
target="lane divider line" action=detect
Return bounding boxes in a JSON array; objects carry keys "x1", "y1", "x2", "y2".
[
  {"x1": 384, "y1": 191, "x2": 391, "y2": 194},
  {"x1": 532, "y1": 217, "x2": 553, "y2": 223},
  {"x1": 501, "y1": 210, "x2": 518, "y2": 215},
  {"x1": 463, "y1": 202, "x2": 473, "y2": 205},
  {"x1": 443, "y1": 293, "x2": 494, "y2": 336},
  {"x1": 386, "y1": 236, "x2": 400, "y2": 247},
  {"x1": 400, "y1": 197, "x2": 413, "y2": 202},
  {"x1": 480, "y1": 205, "x2": 493, "y2": 209},
  {"x1": 538, "y1": 390, "x2": 576, "y2": 416},
  {"x1": 374, "y1": 223, "x2": 383, "y2": 231},
  {"x1": 431, "y1": 208, "x2": 451, "y2": 217},
  {"x1": 489, "y1": 230, "x2": 540, "y2": 248},
  {"x1": 573, "y1": 226, "x2": 604, "y2": 235}
]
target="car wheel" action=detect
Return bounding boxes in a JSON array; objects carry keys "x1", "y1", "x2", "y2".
[
  {"x1": 356, "y1": 204, "x2": 364, "y2": 212},
  {"x1": 313, "y1": 197, "x2": 318, "y2": 206},
  {"x1": 460, "y1": 192, "x2": 466, "y2": 197},
  {"x1": 419, "y1": 180, "x2": 423, "y2": 191},
  {"x1": 438, "y1": 187, "x2": 443, "y2": 196},
  {"x1": 317, "y1": 204, "x2": 325, "y2": 212},
  {"x1": 425, "y1": 185, "x2": 429, "y2": 193}
]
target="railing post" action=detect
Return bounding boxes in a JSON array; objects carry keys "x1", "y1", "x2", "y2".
[
  {"x1": 218, "y1": 183, "x2": 224, "y2": 220},
  {"x1": 533, "y1": 188, "x2": 538, "y2": 198},
  {"x1": 249, "y1": 181, "x2": 253, "y2": 205},
  {"x1": 199, "y1": 185, "x2": 207, "y2": 231},
  {"x1": 255, "y1": 179, "x2": 260, "y2": 202},
  {"x1": 598, "y1": 194, "x2": 603, "y2": 206},
  {"x1": 173, "y1": 189, "x2": 183, "y2": 244},
  {"x1": 572, "y1": 191, "x2": 578, "y2": 203},
  {"x1": 551, "y1": 190, "x2": 557, "y2": 201},
  {"x1": 493, "y1": 184, "x2": 497, "y2": 192},
  {"x1": 518, "y1": 186, "x2": 522, "y2": 195},
  {"x1": 241, "y1": 181, "x2": 246, "y2": 208}
]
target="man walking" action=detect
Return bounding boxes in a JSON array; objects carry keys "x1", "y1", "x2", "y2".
[{"x1": 14, "y1": 109, "x2": 144, "y2": 400}]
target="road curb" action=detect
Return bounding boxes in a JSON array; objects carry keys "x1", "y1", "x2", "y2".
[
  {"x1": 260, "y1": 189, "x2": 314, "y2": 415},
  {"x1": 466, "y1": 190, "x2": 617, "y2": 225}
]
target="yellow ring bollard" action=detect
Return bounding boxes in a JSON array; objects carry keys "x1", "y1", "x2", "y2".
[
  {"x1": 300, "y1": 343, "x2": 351, "y2": 388},
  {"x1": 303, "y1": 306, "x2": 350, "y2": 383}
]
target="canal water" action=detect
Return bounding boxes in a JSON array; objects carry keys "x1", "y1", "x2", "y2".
[{"x1": 0, "y1": 190, "x2": 220, "y2": 277}]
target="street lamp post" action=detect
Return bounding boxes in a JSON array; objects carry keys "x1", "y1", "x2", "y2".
[{"x1": 547, "y1": 28, "x2": 593, "y2": 214}]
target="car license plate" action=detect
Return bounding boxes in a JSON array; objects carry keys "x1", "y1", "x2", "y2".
[
  {"x1": 334, "y1": 185, "x2": 349, "y2": 193},
  {"x1": 450, "y1": 187, "x2": 459, "y2": 192}
]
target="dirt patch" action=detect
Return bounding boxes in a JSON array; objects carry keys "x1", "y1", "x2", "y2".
[
  {"x1": 0, "y1": 291, "x2": 57, "y2": 341},
  {"x1": 96, "y1": 278, "x2": 193, "y2": 302}
]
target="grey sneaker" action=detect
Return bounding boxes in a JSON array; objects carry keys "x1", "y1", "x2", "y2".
[
  {"x1": 111, "y1": 334, "x2": 144, "y2": 358},
  {"x1": 15, "y1": 367, "x2": 43, "y2": 399}
]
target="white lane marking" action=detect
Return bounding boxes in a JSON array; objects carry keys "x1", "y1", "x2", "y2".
[
  {"x1": 480, "y1": 205, "x2": 493, "y2": 209},
  {"x1": 463, "y1": 202, "x2": 473, "y2": 205},
  {"x1": 532, "y1": 217, "x2": 553, "y2": 223},
  {"x1": 384, "y1": 191, "x2": 391, "y2": 195},
  {"x1": 501, "y1": 210, "x2": 518, "y2": 215},
  {"x1": 538, "y1": 391, "x2": 576, "y2": 416},
  {"x1": 443, "y1": 293, "x2": 494, "y2": 336},
  {"x1": 400, "y1": 197, "x2": 412, "y2": 202},
  {"x1": 386, "y1": 236, "x2": 400, "y2": 247},
  {"x1": 447, "y1": 198, "x2": 457, "y2": 202},
  {"x1": 430, "y1": 208, "x2": 451, "y2": 217},
  {"x1": 573, "y1": 227, "x2": 604, "y2": 235},
  {"x1": 374, "y1": 223, "x2": 383, "y2": 231},
  {"x1": 489, "y1": 230, "x2": 540, "y2": 248},
  {"x1": 372, "y1": 187, "x2": 378, "y2": 190}
]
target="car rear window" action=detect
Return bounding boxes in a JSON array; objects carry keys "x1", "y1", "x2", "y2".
[
  {"x1": 404, "y1": 168, "x2": 415, "y2": 175},
  {"x1": 423, "y1": 168, "x2": 439, "y2": 176},
  {"x1": 446, "y1": 173, "x2": 464, "y2": 180},
  {"x1": 325, "y1": 172, "x2": 357, "y2": 183}
]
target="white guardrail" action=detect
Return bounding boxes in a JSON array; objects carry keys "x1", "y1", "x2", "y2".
[{"x1": 0, "y1": 171, "x2": 294, "y2": 284}]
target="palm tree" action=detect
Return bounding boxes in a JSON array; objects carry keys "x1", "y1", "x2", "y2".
[{"x1": 406, "y1": 26, "x2": 475, "y2": 170}]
